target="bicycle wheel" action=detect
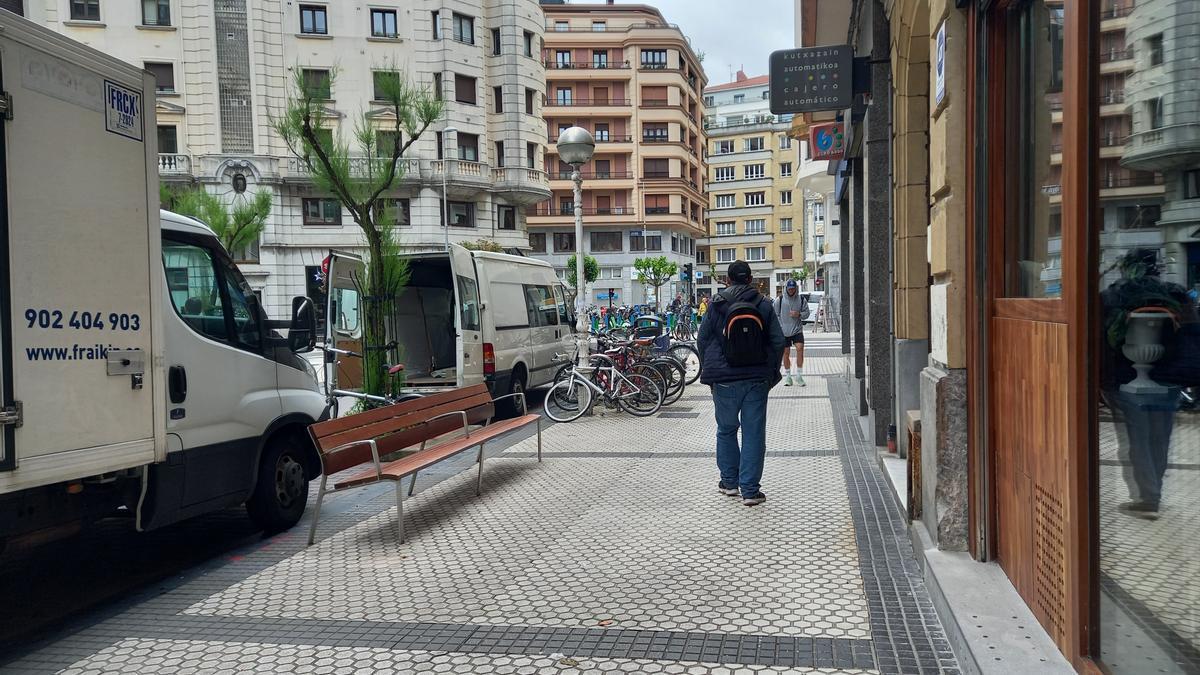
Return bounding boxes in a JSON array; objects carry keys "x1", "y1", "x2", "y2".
[
  {"x1": 544, "y1": 375, "x2": 593, "y2": 423},
  {"x1": 652, "y1": 358, "x2": 686, "y2": 406},
  {"x1": 629, "y1": 363, "x2": 668, "y2": 404},
  {"x1": 669, "y1": 343, "x2": 702, "y2": 385},
  {"x1": 616, "y1": 373, "x2": 662, "y2": 417}
]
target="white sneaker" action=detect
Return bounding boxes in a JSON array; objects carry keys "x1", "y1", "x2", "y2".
[
  {"x1": 784, "y1": 375, "x2": 793, "y2": 386},
  {"x1": 797, "y1": 375, "x2": 806, "y2": 387}
]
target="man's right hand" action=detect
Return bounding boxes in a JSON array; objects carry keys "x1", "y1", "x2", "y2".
[{"x1": 790, "y1": 310, "x2": 800, "y2": 318}]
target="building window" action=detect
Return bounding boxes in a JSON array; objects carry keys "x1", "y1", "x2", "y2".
[
  {"x1": 556, "y1": 87, "x2": 572, "y2": 105},
  {"x1": 142, "y1": 0, "x2": 170, "y2": 26},
  {"x1": 498, "y1": 205, "x2": 517, "y2": 230},
  {"x1": 431, "y1": 10, "x2": 440, "y2": 39},
  {"x1": 303, "y1": 68, "x2": 331, "y2": 99},
  {"x1": 814, "y1": 235, "x2": 824, "y2": 252},
  {"x1": 591, "y1": 231, "x2": 623, "y2": 252},
  {"x1": 457, "y1": 132, "x2": 479, "y2": 161},
  {"x1": 71, "y1": 0, "x2": 100, "y2": 21},
  {"x1": 529, "y1": 232, "x2": 547, "y2": 252},
  {"x1": 144, "y1": 62, "x2": 175, "y2": 94},
  {"x1": 715, "y1": 194, "x2": 735, "y2": 209},
  {"x1": 780, "y1": 245, "x2": 793, "y2": 260},
  {"x1": 526, "y1": 142, "x2": 537, "y2": 169},
  {"x1": 588, "y1": 50, "x2": 607, "y2": 69},
  {"x1": 745, "y1": 246, "x2": 766, "y2": 261},
  {"x1": 780, "y1": 190, "x2": 793, "y2": 205},
  {"x1": 493, "y1": 85, "x2": 504, "y2": 113},
  {"x1": 671, "y1": 234, "x2": 680, "y2": 253},
  {"x1": 554, "y1": 50, "x2": 571, "y2": 69},
  {"x1": 494, "y1": 141, "x2": 505, "y2": 168},
  {"x1": 157, "y1": 125, "x2": 178, "y2": 154},
  {"x1": 375, "y1": 130, "x2": 401, "y2": 156},
  {"x1": 745, "y1": 192, "x2": 765, "y2": 206},
  {"x1": 744, "y1": 137, "x2": 764, "y2": 152},
  {"x1": 1184, "y1": 169, "x2": 1200, "y2": 200},
  {"x1": 716, "y1": 221, "x2": 735, "y2": 236},
  {"x1": 373, "y1": 198, "x2": 410, "y2": 226},
  {"x1": 779, "y1": 217, "x2": 793, "y2": 233},
  {"x1": 733, "y1": 94, "x2": 745, "y2": 104},
  {"x1": 813, "y1": 201, "x2": 825, "y2": 221},
  {"x1": 640, "y1": 49, "x2": 667, "y2": 69},
  {"x1": 644, "y1": 158, "x2": 669, "y2": 178},
  {"x1": 441, "y1": 201, "x2": 476, "y2": 227},
  {"x1": 553, "y1": 232, "x2": 576, "y2": 252},
  {"x1": 716, "y1": 248, "x2": 735, "y2": 262},
  {"x1": 592, "y1": 20, "x2": 607, "y2": 32},
  {"x1": 745, "y1": 219, "x2": 765, "y2": 234},
  {"x1": 491, "y1": 27, "x2": 501, "y2": 55},
  {"x1": 780, "y1": 162, "x2": 792, "y2": 177},
  {"x1": 779, "y1": 134, "x2": 792, "y2": 150},
  {"x1": 642, "y1": 123, "x2": 668, "y2": 142},
  {"x1": 455, "y1": 74, "x2": 477, "y2": 104},
  {"x1": 554, "y1": 20, "x2": 569, "y2": 32},
  {"x1": 704, "y1": 95, "x2": 714, "y2": 106},
  {"x1": 630, "y1": 232, "x2": 662, "y2": 252},
  {"x1": 452, "y1": 13, "x2": 474, "y2": 44},
  {"x1": 371, "y1": 8, "x2": 397, "y2": 38},
  {"x1": 303, "y1": 198, "x2": 341, "y2": 226},
  {"x1": 523, "y1": 31, "x2": 534, "y2": 57},
  {"x1": 645, "y1": 195, "x2": 670, "y2": 215},
  {"x1": 1148, "y1": 97, "x2": 1164, "y2": 129},
  {"x1": 594, "y1": 159, "x2": 611, "y2": 178},
  {"x1": 762, "y1": 91, "x2": 770, "y2": 99},
  {"x1": 714, "y1": 140, "x2": 734, "y2": 154},
  {"x1": 299, "y1": 5, "x2": 327, "y2": 34},
  {"x1": 372, "y1": 70, "x2": 399, "y2": 101},
  {"x1": 714, "y1": 166, "x2": 735, "y2": 181},
  {"x1": 525, "y1": 88, "x2": 535, "y2": 114},
  {"x1": 744, "y1": 164, "x2": 765, "y2": 179},
  {"x1": 432, "y1": 72, "x2": 443, "y2": 100},
  {"x1": 1147, "y1": 33, "x2": 1164, "y2": 66},
  {"x1": 594, "y1": 123, "x2": 610, "y2": 141}
]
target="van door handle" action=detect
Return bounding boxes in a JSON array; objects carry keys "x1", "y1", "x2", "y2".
[{"x1": 168, "y1": 366, "x2": 187, "y2": 404}]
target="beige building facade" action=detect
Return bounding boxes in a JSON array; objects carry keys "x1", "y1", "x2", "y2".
[{"x1": 530, "y1": 2, "x2": 706, "y2": 307}]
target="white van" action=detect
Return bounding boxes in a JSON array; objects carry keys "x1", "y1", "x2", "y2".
[{"x1": 325, "y1": 245, "x2": 575, "y2": 410}]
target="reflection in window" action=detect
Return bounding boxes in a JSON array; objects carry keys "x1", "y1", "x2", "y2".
[
  {"x1": 1005, "y1": 1, "x2": 1064, "y2": 298},
  {"x1": 163, "y1": 239, "x2": 226, "y2": 341}
]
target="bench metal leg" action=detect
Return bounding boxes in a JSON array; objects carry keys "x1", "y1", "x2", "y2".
[
  {"x1": 395, "y1": 480, "x2": 406, "y2": 544},
  {"x1": 536, "y1": 419, "x2": 543, "y2": 463},
  {"x1": 408, "y1": 471, "x2": 419, "y2": 497},
  {"x1": 307, "y1": 474, "x2": 328, "y2": 546},
  {"x1": 476, "y1": 443, "x2": 485, "y2": 496}
]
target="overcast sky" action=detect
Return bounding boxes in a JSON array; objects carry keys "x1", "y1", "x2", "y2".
[{"x1": 631, "y1": 0, "x2": 795, "y2": 87}]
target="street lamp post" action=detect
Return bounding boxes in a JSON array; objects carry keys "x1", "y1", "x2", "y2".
[
  {"x1": 557, "y1": 126, "x2": 596, "y2": 367},
  {"x1": 442, "y1": 126, "x2": 458, "y2": 251}
]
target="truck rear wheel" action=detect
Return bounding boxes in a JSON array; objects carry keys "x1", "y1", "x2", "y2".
[{"x1": 246, "y1": 434, "x2": 309, "y2": 533}]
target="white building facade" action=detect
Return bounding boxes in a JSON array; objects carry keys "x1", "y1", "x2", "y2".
[{"x1": 20, "y1": 0, "x2": 550, "y2": 320}]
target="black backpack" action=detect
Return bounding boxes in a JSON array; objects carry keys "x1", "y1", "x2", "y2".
[{"x1": 722, "y1": 299, "x2": 769, "y2": 367}]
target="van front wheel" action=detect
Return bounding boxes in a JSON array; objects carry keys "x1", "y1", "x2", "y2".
[
  {"x1": 502, "y1": 369, "x2": 527, "y2": 418},
  {"x1": 247, "y1": 435, "x2": 310, "y2": 533}
]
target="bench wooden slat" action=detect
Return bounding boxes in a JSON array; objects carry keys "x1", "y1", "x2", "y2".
[
  {"x1": 333, "y1": 414, "x2": 541, "y2": 490},
  {"x1": 316, "y1": 391, "x2": 494, "y2": 452},
  {"x1": 311, "y1": 384, "x2": 490, "y2": 437}
]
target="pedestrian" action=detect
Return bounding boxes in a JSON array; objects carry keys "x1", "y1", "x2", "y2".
[
  {"x1": 698, "y1": 295, "x2": 709, "y2": 319},
  {"x1": 775, "y1": 279, "x2": 808, "y2": 386},
  {"x1": 697, "y1": 261, "x2": 785, "y2": 506}
]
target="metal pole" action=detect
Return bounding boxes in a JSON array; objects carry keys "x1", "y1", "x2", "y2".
[
  {"x1": 443, "y1": 154, "x2": 449, "y2": 251},
  {"x1": 573, "y1": 165, "x2": 587, "y2": 367}
]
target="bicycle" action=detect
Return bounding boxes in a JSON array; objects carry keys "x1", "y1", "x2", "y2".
[
  {"x1": 544, "y1": 353, "x2": 663, "y2": 422},
  {"x1": 322, "y1": 341, "x2": 423, "y2": 418}
]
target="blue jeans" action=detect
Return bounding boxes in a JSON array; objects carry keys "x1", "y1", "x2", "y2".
[{"x1": 711, "y1": 379, "x2": 770, "y2": 497}]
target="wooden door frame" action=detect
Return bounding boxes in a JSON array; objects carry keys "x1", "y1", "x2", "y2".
[{"x1": 973, "y1": 0, "x2": 1100, "y2": 670}]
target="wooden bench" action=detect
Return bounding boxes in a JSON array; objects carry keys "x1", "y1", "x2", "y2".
[{"x1": 306, "y1": 384, "x2": 541, "y2": 545}]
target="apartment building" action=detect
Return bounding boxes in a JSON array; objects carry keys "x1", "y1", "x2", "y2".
[
  {"x1": 17, "y1": 0, "x2": 549, "y2": 320},
  {"x1": 699, "y1": 71, "x2": 803, "y2": 298},
  {"x1": 531, "y1": 1, "x2": 707, "y2": 307}
]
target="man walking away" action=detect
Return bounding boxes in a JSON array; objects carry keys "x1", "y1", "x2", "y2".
[
  {"x1": 776, "y1": 279, "x2": 808, "y2": 386},
  {"x1": 698, "y1": 261, "x2": 786, "y2": 506}
]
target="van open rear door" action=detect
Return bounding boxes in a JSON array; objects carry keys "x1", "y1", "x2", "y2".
[
  {"x1": 449, "y1": 245, "x2": 485, "y2": 388},
  {"x1": 322, "y1": 251, "x2": 366, "y2": 397},
  {"x1": 0, "y1": 15, "x2": 163, "y2": 492}
]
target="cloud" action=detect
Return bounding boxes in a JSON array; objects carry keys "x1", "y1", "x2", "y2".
[{"x1": 641, "y1": 0, "x2": 795, "y2": 86}]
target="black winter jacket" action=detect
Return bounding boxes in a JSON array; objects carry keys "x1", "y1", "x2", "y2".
[{"x1": 697, "y1": 285, "x2": 786, "y2": 385}]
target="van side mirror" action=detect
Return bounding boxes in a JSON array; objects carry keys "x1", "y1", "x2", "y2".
[{"x1": 288, "y1": 296, "x2": 317, "y2": 353}]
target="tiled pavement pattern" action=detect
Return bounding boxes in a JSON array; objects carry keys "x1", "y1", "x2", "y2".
[{"x1": 6, "y1": 349, "x2": 958, "y2": 674}]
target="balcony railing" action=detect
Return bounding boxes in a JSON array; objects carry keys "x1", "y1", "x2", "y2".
[
  {"x1": 641, "y1": 135, "x2": 671, "y2": 143},
  {"x1": 544, "y1": 60, "x2": 632, "y2": 71},
  {"x1": 286, "y1": 156, "x2": 421, "y2": 179},
  {"x1": 428, "y1": 159, "x2": 488, "y2": 179},
  {"x1": 549, "y1": 134, "x2": 633, "y2": 144},
  {"x1": 1100, "y1": 48, "x2": 1133, "y2": 63},
  {"x1": 545, "y1": 98, "x2": 630, "y2": 107},
  {"x1": 492, "y1": 167, "x2": 549, "y2": 184},
  {"x1": 1103, "y1": 4, "x2": 1134, "y2": 19},
  {"x1": 158, "y1": 153, "x2": 191, "y2": 175},
  {"x1": 1102, "y1": 90, "x2": 1126, "y2": 104},
  {"x1": 527, "y1": 206, "x2": 638, "y2": 217},
  {"x1": 550, "y1": 171, "x2": 634, "y2": 180},
  {"x1": 640, "y1": 99, "x2": 673, "y2": 108},
  {"x1": 1101, "y1": 173, "x2": 1165, "y2": 188}
]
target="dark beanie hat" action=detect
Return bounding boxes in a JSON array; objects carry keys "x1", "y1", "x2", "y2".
[{"x1": 727, "y1": 260, "x2": 753, "y2": 284}]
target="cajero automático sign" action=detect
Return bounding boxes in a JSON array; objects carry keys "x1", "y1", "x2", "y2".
[{"x1": 768, "y1": 46, "x2": 853, "y2": 114}]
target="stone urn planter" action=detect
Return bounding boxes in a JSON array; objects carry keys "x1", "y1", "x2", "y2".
[{"x1": 1120, "y1": 309, "x2": 1173, "y2": 395}]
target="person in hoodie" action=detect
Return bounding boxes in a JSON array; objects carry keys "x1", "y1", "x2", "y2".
[{"x1": 697, "y1": 261, "x2": 786, "y2": 506}]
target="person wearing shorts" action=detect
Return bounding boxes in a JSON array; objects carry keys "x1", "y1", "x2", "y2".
[{"x1": 775, "y1": 279, "x2": 807, "y2": 386}]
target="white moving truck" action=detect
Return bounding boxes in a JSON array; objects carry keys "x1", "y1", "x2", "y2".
[{"x1": 0, "y1": 13, "x2": 325, "y2": 549}]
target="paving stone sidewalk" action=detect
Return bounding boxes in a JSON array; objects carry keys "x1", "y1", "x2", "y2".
[{"x1": 4, "y1": 354, "x2": 959, "y2": 675}]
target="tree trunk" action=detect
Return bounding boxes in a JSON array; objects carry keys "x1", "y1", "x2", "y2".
[{"x1": 361, "y1": 224, "x2": 389, "y2": 403}]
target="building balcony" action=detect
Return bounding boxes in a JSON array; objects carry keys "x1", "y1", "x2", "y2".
[
  {"x1": 282, "y1": 157, "x2": 423, "y2": 185},
  {"x1": 1121, "y1": 123, "x2": 1200, "y2": 172},
  {"x1": 158, "y1": 153, "x2": 192, "y2": 179},
  {"x1": 548, "y1": 134, "x2": 634, "y2": 152},
  {"x1": 426, "y1": 159, "x2": 492, "y2": 197},
  {"x1": 545, "y1": 97, "x2": 630, "y2": 108},
  {"x1": 549, "y1": 171, "x2": 637, "y2": 191},
  {"x1": 1099, "y1": 48, "x2": 1133, "y2": 74},
  {"x1": 491, "y1": 167, "x2": 552, "y2": 205},
  {"x1": 525, "y1": 205, "x2": 638, "y2": 226},
  {"x1": 544, "y1": 61, "x2": 634, "y2": 78}
]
